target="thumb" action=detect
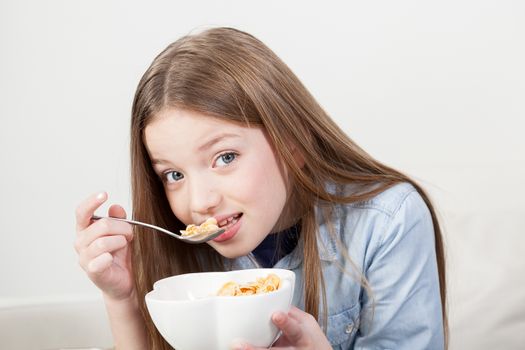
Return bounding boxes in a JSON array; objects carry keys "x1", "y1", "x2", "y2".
[
  {"x1": 273, "y1": 311, "x2": 303, "y2": 344},
  {"x1": 230, "y1": 342, "x2": 266, "y2": 350},
  {"x1": 108, "y1": 204, "x2": 127, "y2": 219}
]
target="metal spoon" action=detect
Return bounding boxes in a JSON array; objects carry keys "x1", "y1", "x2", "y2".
[{"x1": 91, "y1": 215, "x2": 225, "y2": 244}]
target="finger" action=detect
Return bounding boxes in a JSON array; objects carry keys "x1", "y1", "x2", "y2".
[
  {"x1": 230, "y1": 342, "x2": 281, "y2": 350},
  {"x1": 76, "y1": 217, "x2": 133, "y2": 251},
  {"x1": 75, "y1": 192, "x2": 107, "y2": 231},
  {"x1": 286, "y1": 306, "x2": 307, "y2": 322},
  {"x1": 272, "y1": 311, "x2": 303, "y2": 344},
  {"x1": 233, "y1": 342, "x2": 292, "y2": 350},
  {"x1": 80, "y1": 235, "x2": 128, "y2": 267},
  {"x1": 86, "y1": 252, "x2": 113, "y2": 274},
  {"x1": 108, "y1": 204, "x2": 127, "y2": 219},
  {"x1": 106, "y1": 204, "x2": 132, "y2": 242}
]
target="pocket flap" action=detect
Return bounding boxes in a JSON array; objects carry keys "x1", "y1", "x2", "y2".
[{"x1": 327, "y1": 304, "x2": 360, "y2": 346}]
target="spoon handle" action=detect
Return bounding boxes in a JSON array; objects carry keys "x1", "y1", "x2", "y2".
[
  {"x1": 91, "y1": 215, "x2": 181, "y2": 239},
  {"x1": 90, "y1": 215, "x2": 225, "y2": 243}
]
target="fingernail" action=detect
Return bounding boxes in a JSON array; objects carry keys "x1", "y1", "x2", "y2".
[{"x1": 96, "y1": 192, "x2": 106, "y2": 201}]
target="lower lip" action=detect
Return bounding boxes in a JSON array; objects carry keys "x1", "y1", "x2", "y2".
[{"x1": 213, "y1": 216, "x2": 242, "y2": 242}]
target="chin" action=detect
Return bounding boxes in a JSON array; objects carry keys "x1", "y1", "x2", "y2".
[{"x1": 213, "y1": 243, "x2": 252, "y2": 260}]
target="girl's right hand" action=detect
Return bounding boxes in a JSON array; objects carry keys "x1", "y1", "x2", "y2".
[{"x1": 74, "y1": 192, "x2": 135, "y2": 301}]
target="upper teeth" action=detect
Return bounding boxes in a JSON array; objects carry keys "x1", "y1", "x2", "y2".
[{"x1": 219, "y1": 214, "x2": 240, "y2": 227}]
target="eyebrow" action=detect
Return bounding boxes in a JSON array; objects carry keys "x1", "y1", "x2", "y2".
[
  {"x1": 150, "y1": 132, "x2": 241, "y2": 166},
  {"x1": 197, "y1": 132, "x2": 240, "y2": 152}
]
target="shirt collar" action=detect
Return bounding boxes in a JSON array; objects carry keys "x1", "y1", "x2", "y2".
[
  {"x1": 275, "y1": 210, "x2": 338, "y2": 270},
  {"x1": 230, "y1": 204, "x2": 339, "y2": 270}
]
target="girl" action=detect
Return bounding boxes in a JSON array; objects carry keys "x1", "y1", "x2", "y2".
[{"x1": 75, "y1": 27, "x2": 446, "y2": 349}]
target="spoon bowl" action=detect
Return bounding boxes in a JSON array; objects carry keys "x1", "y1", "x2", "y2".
[{"x1": 91, "y1": 215, "x2": 225, "y2": 244}]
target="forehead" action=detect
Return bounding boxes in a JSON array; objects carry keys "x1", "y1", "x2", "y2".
[
  {"x1": 147, "y1": 108, "x2": 236, "y2": 133},
  {"x1": 143, "y1": 108, "x2": 260, "y2": 159}
]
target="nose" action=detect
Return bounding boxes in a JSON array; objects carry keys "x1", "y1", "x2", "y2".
[{"x1": 189, "y1": 178, "x2": 221, "y2": 216}]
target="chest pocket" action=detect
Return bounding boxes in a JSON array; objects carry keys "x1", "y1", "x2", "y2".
[{"x1": 326, "y1": 303, "x2": 360, "y2": 347}]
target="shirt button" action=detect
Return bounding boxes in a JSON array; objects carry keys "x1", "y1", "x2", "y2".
[{"x1": 345, "y1": 323, "x2": 354, "y2": 334}]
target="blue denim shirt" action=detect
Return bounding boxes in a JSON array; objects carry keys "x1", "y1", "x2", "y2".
[{"x1": 229, "y1": 183, "x2": 444, "y2": 349}]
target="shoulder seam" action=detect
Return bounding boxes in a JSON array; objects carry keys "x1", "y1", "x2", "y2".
[
  {"x1": 377, "y1": 188, "x2": 418, "y2": 248},
  {"x1": 348, "y1": 184, "x2": 417, "y2": 218},
  {"x1": 392, "y1": 188, "x2": 418, "y2": 217}
]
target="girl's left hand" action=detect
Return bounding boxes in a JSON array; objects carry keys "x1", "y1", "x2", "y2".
[{"x1": 234, "y1": 306, "x2": 332, "y2": 350}]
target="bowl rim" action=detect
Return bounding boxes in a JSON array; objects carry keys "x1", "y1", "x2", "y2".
[{"x1": 145, "y1": 268, "x2": 295, "y2": 304}]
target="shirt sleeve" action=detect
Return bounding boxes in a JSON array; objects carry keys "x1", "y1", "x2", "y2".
[{"x1": 353, "y1": 190, "x2": 445, "y2": 350}]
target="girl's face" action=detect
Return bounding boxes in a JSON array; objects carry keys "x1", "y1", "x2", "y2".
[{"x1": 144, "y1": 108, "x2": 292, "y2": 258}]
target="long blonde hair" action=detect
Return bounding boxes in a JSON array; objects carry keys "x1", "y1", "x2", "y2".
[{"x1": 130, "y1": 27, "x2": 447, "y2": 349}]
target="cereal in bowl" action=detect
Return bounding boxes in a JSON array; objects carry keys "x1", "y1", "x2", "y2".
[{"x1": 217, "y1": 273, "x2": 281, "y2": 296}]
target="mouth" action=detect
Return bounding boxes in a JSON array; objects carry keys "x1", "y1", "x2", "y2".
[
  {"x1": 211, "y1": 213, "x2": 244, "y2": 243},
  {"x1": 217, "y1": 213, "x2": 243, "y2": 230}
]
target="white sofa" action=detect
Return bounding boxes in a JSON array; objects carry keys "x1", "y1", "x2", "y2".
[
  {"x1": 0, "y1": 296, "x2": 113, "y2": 350},
  {"x1": 443, "y1": 210, "x2": 525, "y2": 349},
  {"x1": 1, "y1": 211, "x2": 523, "y2": 349}
]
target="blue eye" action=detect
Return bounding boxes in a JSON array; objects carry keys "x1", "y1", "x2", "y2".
[
  {"x1": 215, "y1": 152, "x2": 237, "y2": 167},
  {"x1": 164, "y1": 171, "x2": 184, "y2": 183}
]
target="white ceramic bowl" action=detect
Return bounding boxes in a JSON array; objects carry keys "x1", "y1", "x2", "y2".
[{"x1": 145, "y1": 268, "x2": 295, "y2": 350}]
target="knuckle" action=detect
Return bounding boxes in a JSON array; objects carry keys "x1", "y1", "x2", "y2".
[
  {"x1": 98, "y1": 219, "x2": 110, "y2": 232},
  {"x1": 305, "y1": 313, "x2": 316, "y2": 323},
  {"x1": 87, "y1": 261, "x2": 97, "y2": 274},
  {"x1": 116, "y1": 235, "x2": 127, "y2": 246},
  {"x1": 87, "y1": 256, "x2": 104, "y2": 274},
  {"x1": 96, "y1": 238, "x2": 107, "y2": 251}
]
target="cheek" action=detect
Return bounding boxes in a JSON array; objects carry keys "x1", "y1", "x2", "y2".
[
  {"x1": 166, "y1": 190, "x2": 191, "y2": 225},
  {"x1": 233, "y1": 154, "x2": 288, "y2": 212}
]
